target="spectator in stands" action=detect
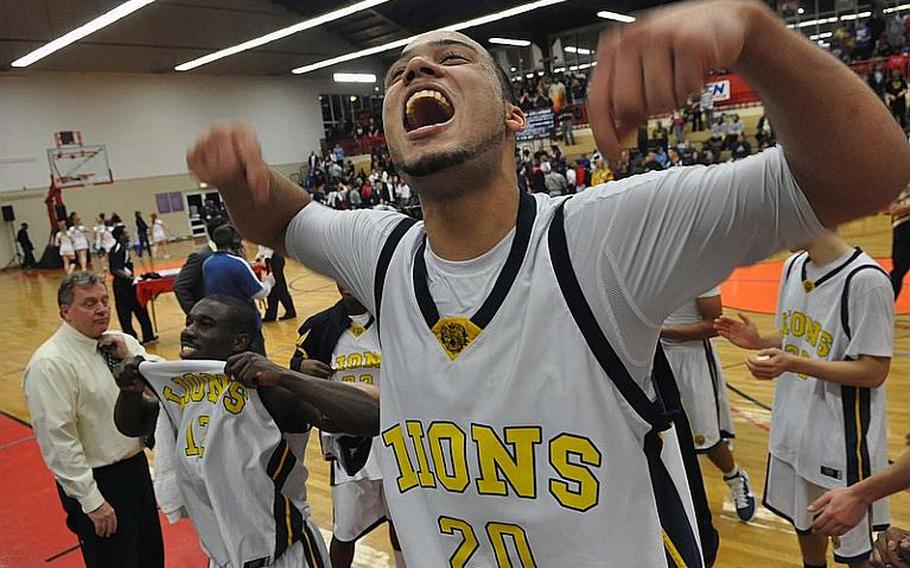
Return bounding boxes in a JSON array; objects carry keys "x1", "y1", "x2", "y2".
[
  {"x1": 527, "y1": 161, "x2": 546, "y2": 193},
  {"x1": 202, "y1": 224, "x2": 272, "y2": 355},
  {"x1": 688, "y1": 94, "x2": 703, "y2": 131},
  {"x1": 637, "y1": 124, "x2": 649, "y2": 155},
  {"x1": 671, "y1": 110, "x2": 686, "y2": 144},
  {"x1": 348, "y1": 184, "x2": 362, "y2": 209},
  {"x1": 642, "y1": 150, "x2": 663, "y2": 172},
  {"x1": 869, "y1": 63, "x2": 887, "y2": 101},
  {"x1": 559, "y1": 105, "x2": 576, "y2": 146},
  {"x1": 886, "y1": 68, "x2": 908, "y2": 129},
  {"x1": 395, "y1": 177, "x2": 411, "y2": 207},
  {"x1": 651, "y1": 121, "x2": 669, "y2": 152},
  {"x1": 667, "y1": 147, "x2": 683, "y2": 168},
  {"x1": 756, "y1": 115, "x2": 775, "y2": 149},
  {"x1": 332, "y1": 143, "x2": 345, "y2": 164},
  {"x1": 591, "y1": 157, "x2": 614, "y2": 186},
  {"x1": 548, "y1": 75, "x2": 567, "y2": 112},
  {"x1": 709, "y1": 115, "x2": 727, "y2": 152},
  {"x1": 731, "y1": 134, "x2": 752, "y2": 161},
  {"x1": 699, "y1": 84, "x2": 715, "y2": 128},
  {"x1": 544, "y1": 164, "x2": 568, "y2": 197},
  {"x1": 307, "y1": 151, "x2": 320, "y2": 173},
  {"x1": 727, "y1": 114, "x2": 746, "y2": 149}
]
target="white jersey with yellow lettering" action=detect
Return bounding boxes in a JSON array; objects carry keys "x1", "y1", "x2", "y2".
[
  {"x1": 770, "y1": 249, "x2": 892, "y2": 490},
  {"x1": 374, "y1": 195, "x2": 703, "y2": 567},
  {"x1": 324, "y1": 312, "x2": 383, "y2": 483},
  {"x1": 139, "y1": 360, "x2": 328, "y2": 568}
]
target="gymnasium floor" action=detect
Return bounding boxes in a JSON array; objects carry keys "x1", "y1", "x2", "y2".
[{"x1": 2, "y1": 212, "x2": 910, "y2": 567}]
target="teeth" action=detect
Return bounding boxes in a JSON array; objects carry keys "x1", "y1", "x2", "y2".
[
  {"x1": 405, "y1": 89, "x2": 453, "y2": 125},
  {"x1": 181, "y1": 346, "x2": 196, "y2": 356}
]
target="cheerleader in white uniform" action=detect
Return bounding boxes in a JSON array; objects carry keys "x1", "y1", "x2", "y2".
[
  {"x1": 54, "y1": 220, "x2": 75, "y2": 274},
  {"x1": 70, "y1": 215, "x2": 90, "y2": 270},
  {"x1": 150, "y1": 213, "x2": 171, "y2": 258}
]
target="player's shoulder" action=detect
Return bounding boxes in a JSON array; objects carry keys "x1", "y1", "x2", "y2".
[{"x1": 845, "y1": 254, "x2": 892, "y2": 294}]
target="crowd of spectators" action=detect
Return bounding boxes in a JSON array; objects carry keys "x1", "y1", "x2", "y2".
[
  {"x1": 826, "y1": 11, "x2": 910, "y2": 64},
  {"x1": 300, "y1": 144, "x2": 416, "y2": 212}
]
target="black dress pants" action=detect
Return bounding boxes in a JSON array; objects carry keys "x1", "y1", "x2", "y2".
[
  {"x1": 56, "y1": 452, "x2": 164, "y2": 568},
  {"x1": 891, "y1": 222, "x2": 910, "y2": 300},
  {"x1": 264, "y1": 254, "x2": 296, "y2": 321},
  {"x1": 113, "y1": 282, "x2": 154, "y2": 342}
]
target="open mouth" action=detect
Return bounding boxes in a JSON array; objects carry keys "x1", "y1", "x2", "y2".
[
  {"x1": 404, "y1": 88, "x2": 455, "y2": 133},
  {"x1": 179, "y1": 337, "x2": 199, "y2": 358}
]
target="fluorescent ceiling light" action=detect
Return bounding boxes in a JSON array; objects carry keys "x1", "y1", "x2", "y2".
[
  {"x1": 175, "y1": 0, "x2": 390, "y2": 71},
  {"x1": 809, "y1": 31, "x2": 833, "y2": 40},
  {"x1": 11, "y1": 0, "x2": 156, "y2": 67},
  {"x1": 553, "y1": 66, "x2": 565, "y2": 73},
  {"x1": 489, "y1": 37, "x2": 531, "y2": 47},
  {"x1": 564, "y1": 46, "x2": 592, "y2": 55},
  {"x1": 334, "y1": 72, "x2": 376, "y2": 83},
  {"x1": 292, "y1": 0, "x2": 568, "y2": 74},
  {"x1": 787, "y1": 11, "x2": 871, "y2": 28},
  {"x1": 884, "y1": 4, "x2": 910, "y2": 13},
  {"x1": 596, "y1": 10, "x2": 636, "y2": 23},
  {"x1": 525, "y1": 72, "x2": 535, "y2": 78},
  {"x1": 798, "y1": 7, "x2": 805, "y2": 14}
]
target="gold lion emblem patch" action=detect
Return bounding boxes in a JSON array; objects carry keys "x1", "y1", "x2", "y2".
[{"x1": 431, "y1": 317, "x2": 482, "y2": 361}]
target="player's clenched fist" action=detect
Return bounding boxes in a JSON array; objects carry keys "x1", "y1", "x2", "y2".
[
  {"x1": 186, "y1": 123, "x2": 270, "y2": 205},
  {"x1": 588, "y1": 0, "x2": 765, "y2": 158}
]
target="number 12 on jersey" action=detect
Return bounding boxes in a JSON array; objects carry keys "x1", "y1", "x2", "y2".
[{"x1": 438, "y1": 516, "x2": 537, "y2": 567}]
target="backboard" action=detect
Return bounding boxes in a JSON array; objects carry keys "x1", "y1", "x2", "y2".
[{"x1": 47, "y1": 145, "x2": 113, "y2": 188}]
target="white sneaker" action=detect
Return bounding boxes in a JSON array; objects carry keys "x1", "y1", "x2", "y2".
[{"x1": 724, "y1": 469, "x2": 757, "y2": 522}]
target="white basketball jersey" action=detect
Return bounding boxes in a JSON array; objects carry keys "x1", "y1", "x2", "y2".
[
  {"x1": 326, "y1": 313, "x2": 383, "y2": 484},
  {"x1": 770, "y1": 249, "x2": 891, "y2": 489},
  {"x1": 140, "y1": 360, "x2": 324, "y2": 568},
  {"x1": 374, "y1": 194, "x2": 703, "y2": 567}
]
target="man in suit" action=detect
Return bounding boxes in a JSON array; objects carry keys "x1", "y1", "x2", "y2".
[
  {"x1": 17, "y1": 222, "x2": 36, "y2": 271},
  {"x1": 174, "y1": 216, "x2": 227, "y2": 314},
  {"x1": 261, "y1": 247, "x2": 297, "y2": 322},
  {"x1": 109, "y1": 226, "x2": 156, "y2": 345}
]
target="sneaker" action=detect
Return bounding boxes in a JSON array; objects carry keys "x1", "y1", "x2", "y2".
[{"x1": 724, "y1": 469, "x2": 757, "y2": 522}]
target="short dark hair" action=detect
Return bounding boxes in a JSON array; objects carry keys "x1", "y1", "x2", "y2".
[
  {"x1": 493, "y1": 60, "x2": 518, "y2": 105},
  {"x1": 205, "y1": 216, "x2": 228, "y2": 239},
  {"x1": 58, "y1": 271, "x2": 104, "y2": 307},
  {"x1": 112, "y1": 225, "x2": 126, "y2": 241},
  {"x1": 201, "y1": 295, "x2": 258, "y2": 338},
  {"x1": 211, "y1": 224, "x2": 240, "y2": 249}
]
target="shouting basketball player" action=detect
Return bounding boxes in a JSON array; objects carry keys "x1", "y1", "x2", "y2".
[
  {"x1": 113, "y1": 295, "x2": 379, "y2": 568},
  {"x1": 716, "y1": 231, "x2": 893, "y2": 567},
  {"x1": 186, "y1": 1, "x2": 910, "y2": 564}
]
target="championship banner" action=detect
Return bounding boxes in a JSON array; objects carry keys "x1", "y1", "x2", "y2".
[{"x1": 517, "y1": 109, "x2": 555, "y2": 141}]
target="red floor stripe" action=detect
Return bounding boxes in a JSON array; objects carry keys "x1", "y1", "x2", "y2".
[{"x1": 0, "y1": 414, "x2": 207, "y2": 567}]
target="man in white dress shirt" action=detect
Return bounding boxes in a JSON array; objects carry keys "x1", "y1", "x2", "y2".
[{"x1": 23, "y1": 271, "x2": 163, "y2": 568}]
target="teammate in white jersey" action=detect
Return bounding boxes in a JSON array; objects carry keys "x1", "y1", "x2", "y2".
[
  {"x1": 661, "y1": 288, "x2": 756, "y2": 522},
  {"x1": 187, "y1": 1, "x2": 909, "y2": 564},
  {"x1": 112, "y1": 295, "x2": 379, "y2": 568},
  {"x1": 289, "y1": 284, "x2": 404, "y2": 568},
  {"x1": 716, "y1": 231, "x2": 893, "y2": 567}
]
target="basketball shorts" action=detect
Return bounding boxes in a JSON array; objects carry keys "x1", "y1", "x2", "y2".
[
  {"x1": 332, "y1": 478, "x2": 389, "y2": 543},
  {"x1": 662, "y1": 341, "x2": 735, "y2": 451},
  {"x1": 206, "y1": 517, "x2": 329, "y2": 568},
  {"x1": 763, "y1": 455, "x2": 889, "y2": 564}
]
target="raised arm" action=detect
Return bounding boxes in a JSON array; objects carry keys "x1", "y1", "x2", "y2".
[
  {"x1": 226, "y1": 352, "x2": 379, "y2": 436},
  {"x1": 587, "y1": 0, "x2": 910, "y2": 224},
  {"x1": 187, "y1": 125, "x2": 310, "y2": 255},
  {"x1": 113, "y1": 356, "x2": 160, "y2": 438}
]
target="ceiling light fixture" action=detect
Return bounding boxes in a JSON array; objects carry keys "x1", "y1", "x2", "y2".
[
  {"x1": 291, "y1": 0, "x2": 568, "y2": 75},
  {"x1": 596, "y1": 10, "x2": 636, "y2": 23},
  {"x1": 11, "y1": 0, "x2": 157, "y2": 68},
  {"x1": 884, "y1": 3, "x2": 910, "y2": 13},
  {"x1": 564, "y1": 46, "x2": 592, "y2": 55},
  {"x1": 489, "y1": 37, "x2": 532, "y2": 47},
  {"x1": 175, "y1": 0, "x2": 391, "y2": 72},
  {"x1": 333, "y1": 72, "x2": 377, "y2": 83}
]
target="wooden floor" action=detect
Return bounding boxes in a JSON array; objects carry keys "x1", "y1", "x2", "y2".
[{"x1": 2, "y1": 212, "x2": 909, "y2": 567}]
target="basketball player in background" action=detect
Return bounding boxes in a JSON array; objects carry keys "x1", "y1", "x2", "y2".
[
  {"x1": 289, "y1": 284, "x2": 404, "y2": 568},
  {"x1": 187, "y1": 1, "x2": 910, "y2": 563},
  {"x1": 661, "y1": 289, "x2": 756, "y2": 522},
  {"x1": 888, "y1": 182, "x2": 910, "y2": 300},
  {"x1": 113, "y1": 295, "x2": 379, "y2": 568},
  {"x1": 716, "y1": 231, "x2": 893, "y2": 567}
]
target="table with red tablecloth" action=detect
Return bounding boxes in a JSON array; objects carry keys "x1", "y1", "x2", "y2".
[{"x1": 135, "y1": 268, "x2": 180, "y2": 332}]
